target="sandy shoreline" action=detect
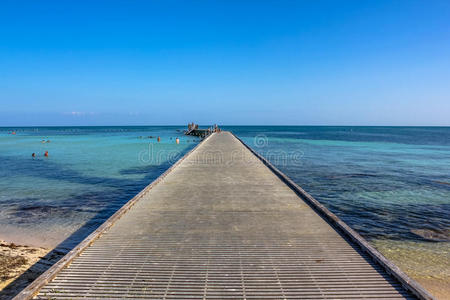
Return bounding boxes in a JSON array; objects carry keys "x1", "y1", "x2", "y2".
[
  {"x1": 0, "y1": 238, "x2": 448, "y2": 299},
  {"x1": 0, "y1": 240, "x2": 64, "y2": 300}
]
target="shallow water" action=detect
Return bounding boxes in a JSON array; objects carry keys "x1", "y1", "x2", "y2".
[
  {"x1": 226, "y1": 126, "x2": 450, "y2": 241},
  {"x1": 226, "y1": 126, "x2": 450, "y2": 286},
  {"x1": 0, "y1": 126, "x2": 198, "y2": 250},
  {"x1": 0, "y1": 126, "x2": 449, "y2": 283}
]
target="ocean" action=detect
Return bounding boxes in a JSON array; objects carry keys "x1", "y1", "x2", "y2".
[{"x1": 0, "y1": 126, "x2": 449, "y2": 282}]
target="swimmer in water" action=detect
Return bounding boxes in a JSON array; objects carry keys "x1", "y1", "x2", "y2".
[
  {"x1": 157, "y1": 136, "x2": 161, "y2": 142},
  {"x1": 32, "y1": 153, "x2": 36, "y2": 158},
  {"x1": 44, "y1": 151, "x2": 49, "y2": 157},
  {"x1": 176, "y1": 137, "x2": 180, "y2": 144}
]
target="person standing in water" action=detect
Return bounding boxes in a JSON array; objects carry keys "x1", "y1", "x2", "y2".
[
  {"x1": 175, "y1": 137, "x2": 179, "y2": 144},
  {"x1": 157, "y1": 136, "x2": 161, "y2": 142}
]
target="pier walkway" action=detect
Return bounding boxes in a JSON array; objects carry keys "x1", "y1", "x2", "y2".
[{"x1": 17, "y1": 132, "x2": 430, "y2": 299}]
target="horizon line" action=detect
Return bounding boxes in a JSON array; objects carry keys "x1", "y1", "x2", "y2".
[{"x1": 1, "y1": 124, "x2": 450, "y2": 128}]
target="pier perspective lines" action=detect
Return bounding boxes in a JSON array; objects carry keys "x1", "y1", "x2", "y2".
[{"x1": 16, "y1": 132, "x2": 431, "y2": 299}]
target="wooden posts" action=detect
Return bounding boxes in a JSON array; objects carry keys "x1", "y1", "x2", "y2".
[{"x1": 185, "y1": 123, "x2": 220, "y2": 138}]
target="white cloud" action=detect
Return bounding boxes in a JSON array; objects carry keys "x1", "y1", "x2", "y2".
[{"x1": 63, "y1": 111, "x2": 95, "y2": 116}]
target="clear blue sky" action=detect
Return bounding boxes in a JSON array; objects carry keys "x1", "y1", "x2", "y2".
[{"x1": 1, "y1": 0, "x2": 449, "y2": 126}]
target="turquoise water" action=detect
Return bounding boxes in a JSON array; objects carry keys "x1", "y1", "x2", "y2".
[
  {"x1": 226, "y1": 126, "x2": 450, "y2": 242},
  {"x1": 0, "y1": 126, "x2": 449, "y2": 259},
  {"x1": 0, "y1": 126, "x2": 199, "y2": 250},
  {"x1": 224, "y1": 126, "x2": 450, "y2": 282}
]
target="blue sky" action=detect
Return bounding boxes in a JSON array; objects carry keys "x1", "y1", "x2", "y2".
[{"x1": 1, "y1": 0, "x2": 449, "y2": 126}]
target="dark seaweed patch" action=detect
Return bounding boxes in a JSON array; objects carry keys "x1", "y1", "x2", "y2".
[{"x1": 119, "y1": 163, "x2": 171, "y2": 175}]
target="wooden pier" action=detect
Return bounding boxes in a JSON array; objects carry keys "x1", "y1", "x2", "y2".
[
  {"x1": 185, "y1": 128, "x2": 210, "y2": 138},
  {"x1": 185, "y1": 123, "x2": 216, "y2": 138},
  {"x1": 15, "y1": 132, "x2": 432, "y2": 299}
]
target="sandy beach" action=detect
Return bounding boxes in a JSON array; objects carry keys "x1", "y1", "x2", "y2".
[{"x1": 0, "y1": 240, "x2": 64, "y2": 300}]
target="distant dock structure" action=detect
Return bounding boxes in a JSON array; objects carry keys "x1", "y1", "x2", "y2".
[{"x1": 184, "y1": 122, "x2": 220, "y2": 138}]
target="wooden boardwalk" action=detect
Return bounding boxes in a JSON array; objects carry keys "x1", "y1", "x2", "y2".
[{"x1": 16, "y1": 132, "x2": 432, "y2": 299}]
